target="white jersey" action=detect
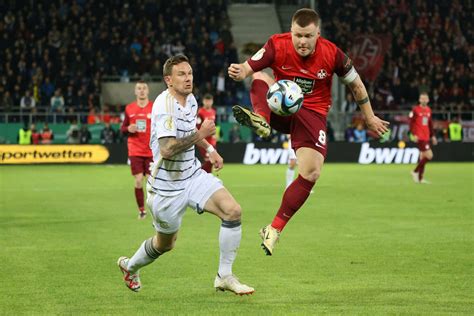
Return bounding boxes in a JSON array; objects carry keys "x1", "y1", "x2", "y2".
[{"x1": 147, "y1": 89, "x2": 201, "y2": 196}]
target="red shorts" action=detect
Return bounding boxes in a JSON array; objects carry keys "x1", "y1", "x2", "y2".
[
  {"x1": 270, "y1": 107, "x2": 327, "y2": 157},
  {"x1": 417, "y1": 141, "x2": 431, "y2": 152},
  {"x1": 129, "y1": 156, "x2": 153, "y2": 176}
]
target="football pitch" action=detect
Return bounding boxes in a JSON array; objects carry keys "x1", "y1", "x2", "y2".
[{"x1": 1, "y1": 163, "x2": 472, "y2": 314}]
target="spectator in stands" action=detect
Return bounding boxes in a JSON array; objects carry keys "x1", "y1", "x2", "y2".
[
  {"x1": 353, "y1": 123, "x2": 368, "y2": 143},
  {"x1": 101, "y1": 105, "x2": 112, "y2": 124},
  {"x1": 100, "y1": 122, "x2": 117, "y2": 144},
  {"x1": 31, "y1": 124, "x2": 41, "y2": 144},
  {"x1": 1, "y1": 91, "x2": 14, "y2": 112},
  {"x1": 67, "y1": 120, "x2": 80, "y2": 144},
  {"x1": 345, "y1": 125, "x2": 355, "y2": 142},
  {"x1": 41, "y1": 77, "x2": 55, "y2": 101},
  {"x1": 448, "y1": 117, "x2": 463, "y2": 142},
  {"x1": 341, "y1": 93, "x2": 357, "y2": 113},
  {"x1": 40, "y1": 123, "x2": 54, "y2": 144},
  {"x1": 20, "y1": 90, "x2": 36, "y2": 112},
  {"x1": 87, "y1": 107, "x2": 101, "y2": 124},
  {"x1": 50, "y1": 89, "x2": 65, "y2": 116},
  {"x1": 79, "y1": 125, "x2": 92, "y2": 144},
  {"x1": 17, "y1": 122, "x2": 31, "y2": 145}
]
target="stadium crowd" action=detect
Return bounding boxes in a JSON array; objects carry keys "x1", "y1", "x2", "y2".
[
  {"x1": 0, "y1": 1, "x2": 471, "y2": 144},
  {"x1": 319, "y1": 0, "x2": 472, "y2": 112},
  {"x1": 0, "y1": 0, "x2": 240, "y2": 121}
]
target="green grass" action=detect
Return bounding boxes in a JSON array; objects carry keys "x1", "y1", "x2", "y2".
[{"x1": 0, "y1": 163, "x2": 473, "y2": 315}]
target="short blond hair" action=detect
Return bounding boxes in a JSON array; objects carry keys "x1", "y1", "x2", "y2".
[{"x1": 163, "y1": 55, "x2": 190, "y2": 77}]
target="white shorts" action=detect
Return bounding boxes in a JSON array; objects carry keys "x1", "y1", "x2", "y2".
[{"x1": 146, "y1": 169, "x2": 223, "y2": 234}]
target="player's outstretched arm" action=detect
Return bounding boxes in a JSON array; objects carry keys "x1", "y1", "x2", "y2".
[
  {"x1": 197, "y1": 138, "x2": 223, "y2": 171},
  {"x1": 347, "y1": 76, "x2": 390, "y2": 136},
  {"x1": 159, "y1": 119, "x2": 215, "y2": 158},
  {"x1": 228, "y1": 61, "x2": 254, "y2": 81}
]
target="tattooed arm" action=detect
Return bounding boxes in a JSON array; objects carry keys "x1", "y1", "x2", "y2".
[
  {"x1": 347, "y1": 76, "x2": 390, "y2": 136},
  {"x1": 159, "y1": 119, "x2": 215, "y2": 158}
]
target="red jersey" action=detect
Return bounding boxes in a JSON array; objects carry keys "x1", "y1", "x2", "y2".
[
  {"x1": 247, "y1": 33, "x2": 352, "y2": 116},
  {"x1": 197, "y1": 107, "x2": 217, "y2": 146},
  {"x1": 409, "y1": 105, "x2": 433, "y2": 141},
  {"x1": 121, "y1": 101, "x2": 153, "y2": 157}
]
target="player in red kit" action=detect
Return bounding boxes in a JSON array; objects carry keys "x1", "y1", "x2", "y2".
[
  {"x1": 121, "y1": 81, "x2": 154, "y2": 219},
  {"x1": 409, "y1": 92, "x2": 437, "y2": 184},
  {"x1": 228, "y1": 8, "x2": 389, "y2": 255},
  {"x1": 197, "y1": 94, "x2": 217, "y2": 173}
]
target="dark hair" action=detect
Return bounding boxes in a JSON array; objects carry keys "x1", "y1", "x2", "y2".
[
  {"x1": 292, "y1": 8, "x2": 320, "y2": 27},
  {"x1": 203, "y1": 93, "x2": 213, "y2": 100},
  {"x1": 163, "y1": 54, "x2": 190, "y2": 77}
]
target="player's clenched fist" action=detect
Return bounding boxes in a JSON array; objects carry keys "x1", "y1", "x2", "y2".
[
  {"x1": 199, "y1": 119, "x2": 216, "y2": 138},
  {"x1": 228, "y1": 63, "x2": 245, "y2": 81}
]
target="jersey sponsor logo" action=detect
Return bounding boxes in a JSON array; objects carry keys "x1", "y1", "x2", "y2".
[
  {"x1": 136, "y1": 119, "x2": 147, "y2": 132},
  {"x1": 316, "y1": 69, "x2": 328, "y2": 79},
  {"x1": 294, "y1": 77, "x2": 314, "y2": 94},
  {"x1": 358, "y1": 143, "x2": 419, "y2": 164},
  {"x1": 315, "y1": 142, "x2": 325, "y2": 149},
  {"x1": 251, "y1": 48, "x2": 265, "y2": 61},
  {"x1": 281, "y1": 65, "x2": 293, "y2": 70}
]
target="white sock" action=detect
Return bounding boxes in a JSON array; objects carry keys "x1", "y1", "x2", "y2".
[
  {"x1": 218, "y1": 220, "x2": 241, "y2": 277},
  {"x1": 127, "y1": 237, "x2": 162, "y2": 273},
  {"x1": 286, "y1": 168, "x2": 295, "y2": 188}
]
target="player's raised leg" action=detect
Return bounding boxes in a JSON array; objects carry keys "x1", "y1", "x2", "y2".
[
  {"x1": 204, "y1": 187, "x2": 254, "y2": 295},
  {"x1": 232, "y1": 72, "x2": 273, "y2": 137}
]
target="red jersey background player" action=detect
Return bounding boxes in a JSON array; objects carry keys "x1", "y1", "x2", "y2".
[
  {"x1": 228, "y1": 8, "x2": 389, "y2": 256},
  {"x1": 409, "y1": 92, "x2": 437, "y2": 183},
  {"x1": 120, "y1": 81, "x2": 154, "y2": 219},
  {"x1": 196, "y1": 93, "x2": 217, "y2": 173}
]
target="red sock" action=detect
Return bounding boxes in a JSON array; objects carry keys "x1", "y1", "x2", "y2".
[
  {"x1": 134, "y1": 187, "x2": 144, "y2": 212},
  {"x1": 250, "y1": 79, "x2": 272, "y2": 123},
  {"x1": 414, "y1": 158, "x2": 428, "y2": 173},
  {"x1": 418, "y1": 158, "x2": 429, "y2": 180},
  {"x1": 201, "y1": 160, "x2": 212, "y2": 173},
  {"x1": 271, "y1": 175, "x2": 315, "y2": 231}
]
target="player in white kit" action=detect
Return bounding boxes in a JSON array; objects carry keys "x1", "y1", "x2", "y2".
[{"x1": 117, "y1": 55, "x2": 254, "y2": 295}]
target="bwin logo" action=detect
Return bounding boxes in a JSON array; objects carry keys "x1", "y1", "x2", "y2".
[
  {"x1": 358, "y1": 143, "x2": 419, "y2": 164},
  {"x1": 243, "y1": 143, "x2": 289, "y2": 165}
]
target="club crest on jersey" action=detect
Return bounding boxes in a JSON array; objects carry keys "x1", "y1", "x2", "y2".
[
  {"x1": 251, "y1": 48, "x2": 265, "y2": 61},
  {"x1": 317, "y1": 69, "x2": 328, "y2": 79}
]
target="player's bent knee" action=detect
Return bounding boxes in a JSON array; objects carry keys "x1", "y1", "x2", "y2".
[
  {"x1": 301, "y1": 169, "x2": 320, "y2": 183},
  {"x1": 225, "y1": 203, "x2": 242, "y2": 221}
]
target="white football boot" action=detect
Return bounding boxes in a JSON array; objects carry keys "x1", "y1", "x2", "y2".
[
  {"x1": 117, "y1": 256, "x2": 141, "y2": 292},
  {"x1": 214, "y1": 274, "x2": 255, "y2": 295},
  {"x1": 259, "y1": 224, "x2": 280, "y2": 256}
]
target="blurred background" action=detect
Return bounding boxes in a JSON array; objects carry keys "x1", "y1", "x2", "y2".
[{"x1": 0, "y1": 0, "x2": 471, "y2": 146}]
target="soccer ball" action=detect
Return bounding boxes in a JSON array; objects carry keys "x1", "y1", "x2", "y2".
[{"x1": 266, "y1": 80, "x2": 304, "y2": 116}]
